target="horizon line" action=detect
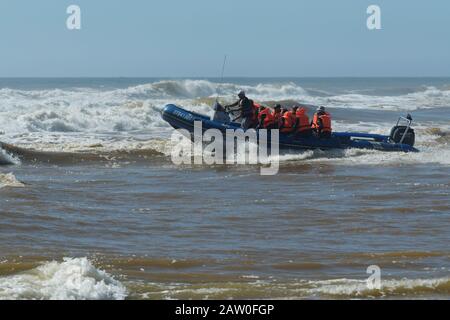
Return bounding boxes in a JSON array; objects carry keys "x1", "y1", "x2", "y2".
[{"x1": 1, "y1": 76, "x2": 450, "y2": 79}]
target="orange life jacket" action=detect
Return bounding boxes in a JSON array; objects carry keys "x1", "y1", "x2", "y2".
[
  {"x1": 312, "y1": 112, "x2": 332, "y2": 132},
  {"x1": 295, "y1": 108, "x2": 310, "y2": 132},
  {"x1": 280, "y1": 111, "x2": 296, "y2": 133},
  {"x1": 257, "y1": 108, "x2": 273, "y2": 128},
  {"x1": 257, "y1": 108, "x2": 269, "y2": 121}
]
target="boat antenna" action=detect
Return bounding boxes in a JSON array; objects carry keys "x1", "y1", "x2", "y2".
[{"x1": 216, "y1": 54, "x2": 227, "y2": 103}]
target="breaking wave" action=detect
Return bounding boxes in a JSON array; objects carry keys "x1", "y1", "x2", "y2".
[
  {"x1": 0, "y1": 172, "x2": 24, "y2": 188},
  {"x1": 307, "y1": 277, "x2": 450, "y2": 298},
  {"x1": 0, "y1": 141, "x2": 166, "y2": 165},
  {"x1": 0, "y1": 147, "x2": 18, "y2": 165},
  {"x1": 322, "y1": 86, "x2": 450, "y2": 111},
  {"x1": 126, "y1": 276, "x2": 450, "y2": 299},
  {"x1": 0, "y1": 258, "x2": 127, "y2": 300},
  {"x1": 1, "y1": 80, "x2": 450, "y2": 136}
]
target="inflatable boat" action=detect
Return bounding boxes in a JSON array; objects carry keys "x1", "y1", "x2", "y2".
[{"x1": 161, "y1": 104, "x2": 418, "y2": 153}]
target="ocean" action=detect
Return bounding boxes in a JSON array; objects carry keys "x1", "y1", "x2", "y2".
[{"x1": 0, "y1": 77, "x2": 449, "y2": 299}]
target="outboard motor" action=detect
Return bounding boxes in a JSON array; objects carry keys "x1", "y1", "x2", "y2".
[
  {"x1": 389, "y1": 114, "x2": 415, "y2": 146},
  {"x1": 212, "y1": 100, "x2": 231, "y2": 123}
]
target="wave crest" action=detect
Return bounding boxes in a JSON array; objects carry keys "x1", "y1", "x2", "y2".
[
  {"x1": 1, "y1": 80, "x2": 450, "y2": 137},
  {"x1": 0, "y1": 172, "x2": 24, "y2": 188},
  {"x1": 0, "y1": 257, "x2": 127, "y2": 300}
]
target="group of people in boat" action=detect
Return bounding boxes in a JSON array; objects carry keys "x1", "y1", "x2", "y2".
[{"x1": 214, "y1": 90, "x2": 332, "y2": 138}]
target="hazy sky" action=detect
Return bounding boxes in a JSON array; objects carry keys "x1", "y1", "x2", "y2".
[{"x1": 0, "y1": 0, "x2": 449, "y2": 77}]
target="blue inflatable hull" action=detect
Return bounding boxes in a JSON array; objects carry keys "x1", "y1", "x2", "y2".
[{"x1": 162, "y1": 104, "x2": 418, "y2": 153}]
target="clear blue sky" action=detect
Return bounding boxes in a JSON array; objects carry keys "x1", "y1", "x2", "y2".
[{"x1": 0, "y1": 0, "x2": 449, "y2": 77}]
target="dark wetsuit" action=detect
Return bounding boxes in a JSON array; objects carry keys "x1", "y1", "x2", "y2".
[{"x1": 226, "y1": 97, "x2": 254, "y2": 129}]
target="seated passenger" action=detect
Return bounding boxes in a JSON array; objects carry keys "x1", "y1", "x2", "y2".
[
  {"x1": 311, "y1": 106, "x2": 332, "y2": 138},
  {"x1": 256, "y1": 106, "x2": 272, "y2": 129},
  {"x1": 280, "y1": 107, "x2": 297, "y2": 133},
  {"x1": 295, "y1": 106, "x2": 312, "y2": 137},
  {"x1": 270, "y1": 104, "x2": 283, "y2": 129},
  {"x1": 212, "y1": 102, "x2": 231, "y2": 123}
]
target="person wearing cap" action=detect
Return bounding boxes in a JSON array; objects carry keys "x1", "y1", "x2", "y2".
[
  {"x1": 311, "y1": 106, "x2": 332, "y2": 138},
  {"x1": 224, "y1": 90, "x2": 254, "y2": 129},
  {"x1": 212, "y1": 101, "x2": 231, "y2": 123},
  {"x1": 280, "y1": 106, "x2": 298, "y2": 133},
  {"x1": 269, "y1": 104, "x2": 283, "y2": 129}
]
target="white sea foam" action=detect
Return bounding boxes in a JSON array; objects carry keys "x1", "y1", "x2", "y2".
[
  {"x1": 270, "y1": 121, "x2": 450, "y2": 166},
  {"x1": 0, "y1": 148, "x2": 19, "y2": 165},
  {"x1": 273, "y1": 143, "x2": 450, "y2": 167},
  {"x1": 0, "y1": 172, "x2": 24, "y2": 188},
  {"x1": 1, "y1": 80, "x2": 449, "y2": 139},
  {"x1": 108, "y1": 80, "x2": 450, "y2": 109},
  {"x1": 134, "y1": 276, "x2": 450, "y2": 299},
  {"x1": 320, "y1": 86, "x2": 450, "y2": 111},
  {"x1": 111, "y1": 80, "x2": 308, "y2": 100},
  {"x1": 307, "y1": 277, "x2": 450, "y2": 297},
  {"x1": 0, "y1": 257, "x2": 127, "y2": 300}
]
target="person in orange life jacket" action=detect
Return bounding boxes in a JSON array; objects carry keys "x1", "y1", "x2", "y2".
[
  {"x1": 269, "y1": 104, "x2": 283, "y2": 129},
  {"x1": 294, "y1": 105, "x2": 312, "y2": 137},
  {"x1": 256, "y1": 106, "x2": 275, "y2": 129},
  {"x1": 224, "y1": 90, "x2": 254, "y2": 129},
  {"x1": 258, "y1": 104, "x2": 281, "y2": 129},
  {"x1": 311, "y1": 106, "x2": 332, "y2": 138},
  {"x1": 280, "y1": 106, "x2": 298, "y2": 133}
]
